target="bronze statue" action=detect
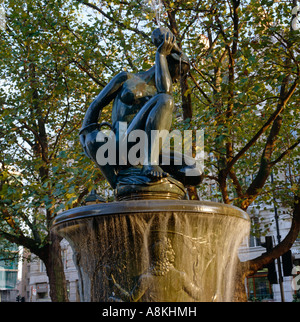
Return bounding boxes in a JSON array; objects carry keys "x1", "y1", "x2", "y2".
[{"x1": 79, "y1": 27, "x2": 202, "y2": 200}]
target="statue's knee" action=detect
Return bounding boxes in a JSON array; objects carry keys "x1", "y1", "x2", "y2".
[{"x1": 157, "y1": 93, "x2": 174, "y2": 110}]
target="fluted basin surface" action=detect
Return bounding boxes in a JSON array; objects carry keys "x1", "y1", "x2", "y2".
[{"x1": 52, "y1": 200, "x2": 249, "y2": 302}]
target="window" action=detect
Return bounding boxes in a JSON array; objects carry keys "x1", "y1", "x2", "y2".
[
  {"x1": 39, "y1": 260, "x2": 46, "y2": 272},
  {"x1": 247, "y1": 269, "x2": 273, "y2": 301},
  {"x1": 249, "y1": 216, "x2": 261, "y2": 247},
  {"x1": 66, "y1": 280, "x2": 70, "y2": 299},
  {"x1": 249, "y1": 235, "x2": 261, "y2": 247},
  {"x1": 0, "y1": 269, "x2": 17, "y2": 289},
  {"x1": 75, "y1": 280, "x2": 80, "y2": 302},
  {"x1": 36, "y1": 283, "x2": 49, "y2": 301},
  {"x1": 61, "y1": 249, "x2": 68, "y2": 269}
]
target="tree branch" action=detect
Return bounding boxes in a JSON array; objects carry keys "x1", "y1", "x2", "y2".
[
  {"x1": 1, "y1": 208, "x2": 25, "y2": 239},
  {"x1": 71, "y1": 59, "x2": 106, "y2": 87},
  {"x1": 49, "y1": 76, "x2": 72, "y2": 160},
  {"x1": 226, "y1": 75, "x2": 299, "y2": 172},
  {"x1": 189, "y1": 71, "x2": 212, "y2": 104},
  {"x1": 270, "y1": 137, "x2": 300, "y2": 166},
  {"x1": 78, "y1": 1, "x2": 150, "y2": 41},
  {"x1": 192, "y1": 63, "x2": 219, "y2": 92},
  {"x1": 247, "y1": 194, "x2": 300, "y2": 275},
  {"x1": 0, "y1": 228, "x2": 40, "y2": 257}
]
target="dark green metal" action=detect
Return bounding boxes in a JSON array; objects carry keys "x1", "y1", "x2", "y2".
[{"x1": 79, "y1": 27, "x2": 202, "y2": 200}]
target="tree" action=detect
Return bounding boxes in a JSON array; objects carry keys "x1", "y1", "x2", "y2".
[
  {"x1": 0, "y1": 0, "x2": 107, "y2": 301},
  {"x1": 76, "y1": 0, "x2": 300, "y2": 300}
]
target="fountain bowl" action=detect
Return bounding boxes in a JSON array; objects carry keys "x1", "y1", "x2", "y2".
[{"x1": 51, "y1": 200, "x2": 249, "y2": 302}]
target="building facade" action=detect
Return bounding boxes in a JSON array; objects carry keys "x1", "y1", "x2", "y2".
[
  {"x1": 239, "y1": 204, "x2": 300, "y2": 302},
  {"x1": 19, "y1": 239, "x2": 80, "y2": 302},
  {"x1": 0, "y1": 243, "x2": 18, "y2": 302}
]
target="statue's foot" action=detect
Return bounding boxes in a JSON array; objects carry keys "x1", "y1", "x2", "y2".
[{"x1": 141, "y1": 165, "x2": 169, "y2": 180}]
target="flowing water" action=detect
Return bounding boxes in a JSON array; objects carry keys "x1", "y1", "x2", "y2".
[
  {"x1": 150, "y1": 0, "x2": 163, "y2": 26},
  {"x1": 52, "y1": 200, "x2": 250, "y2": 302}
]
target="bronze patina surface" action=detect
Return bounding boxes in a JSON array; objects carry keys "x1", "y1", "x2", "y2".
[
  {"x1": 52, "y1": 200, "x2": 249, "y2": 302},
  {"x1": 79, "y1": 27, "x2": 202, "y2": 200}
]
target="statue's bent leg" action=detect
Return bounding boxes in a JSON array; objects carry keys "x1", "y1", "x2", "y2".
[
  {"x1": 125, "y1": 93, "x2": 173, "y2": 134},
  {"x1": 160, "y1": 150, "x2": 203, "y2": 186},
  {"x1": 81, "y1": 128, "x2": 118, "y2": 188},
  {"x1": 145, "y1": 93, "x2": 174, "y2": 133},
  {"x1": 116, "y1": 94, "x2": 166, "y2": 166},
  {"x1": 116, "y1": 93, "x2": 174, "y2": 179},
  {"x1": 142, "y1": 93, "x2": 174, "y2": 178}
]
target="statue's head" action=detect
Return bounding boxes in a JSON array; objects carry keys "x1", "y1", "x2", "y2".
[
  {"x1": 151, "y1": 27, "x2": 190, "y2": 80},
  {"x1": 151, "y1": 237, "x2": 175, "y2": 265},
  {"x1": 151, "y1": 27, "x2": 174, "y2": 49}
]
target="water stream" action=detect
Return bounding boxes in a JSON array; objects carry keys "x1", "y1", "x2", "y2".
[
  {"x1": 53, "y1": 201, "x2": 250, "y2": 302},
  {"x1": 150, "y1": 0, "x2": 163, "y2": 27}
]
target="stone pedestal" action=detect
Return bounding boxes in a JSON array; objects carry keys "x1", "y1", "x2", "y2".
[{"x1": 51, "y1": 200, "x2": 249, "y2": 302}]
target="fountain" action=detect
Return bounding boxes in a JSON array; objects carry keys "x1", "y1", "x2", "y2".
[
  {"x1": 52, "y1": 200, "x2": 249, "y2": 302},
  {"x1": 51, "y1": 26, "x2": 250, "y2": 302}
]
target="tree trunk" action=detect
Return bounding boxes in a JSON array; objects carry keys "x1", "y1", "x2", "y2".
[
  {"x1": 42, "y1": 232, "x2": 69, "y2": 302},
  {"x1": 233, "y1": 261, "x2": 248, "y2": 302},
  {"x1": 234, "y1": 194, "x2": 300, "y2": 301}
]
